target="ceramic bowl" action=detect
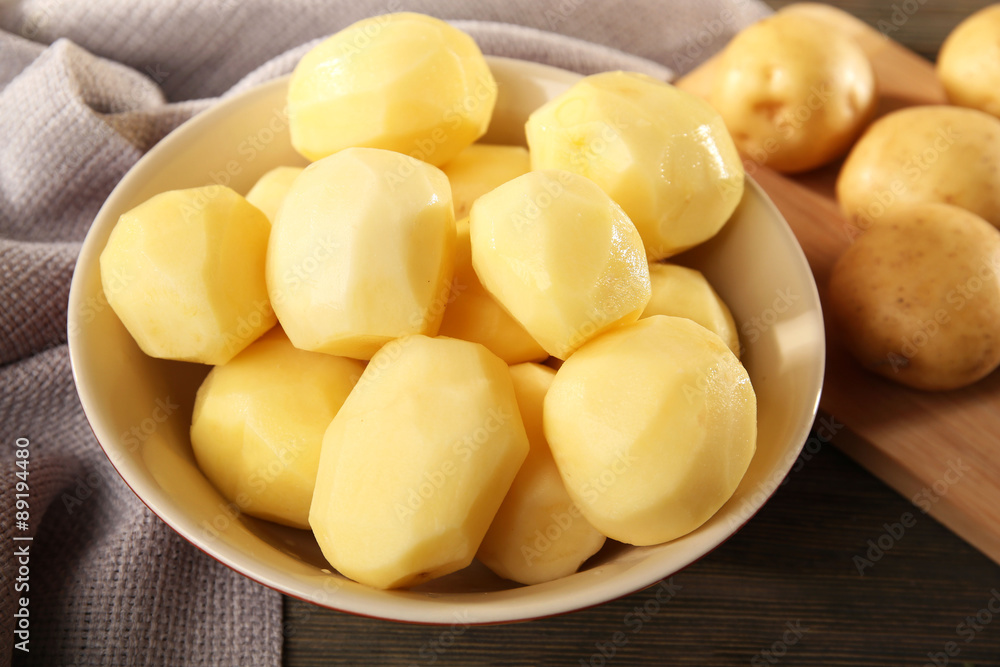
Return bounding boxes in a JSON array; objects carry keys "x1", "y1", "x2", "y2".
[{"x1": 68, "y1": 56, "x2": 825, "y2": 624}]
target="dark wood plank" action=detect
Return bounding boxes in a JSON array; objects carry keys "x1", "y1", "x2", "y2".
[{"x1": 284, "y1": 442, "x2": 1000, "y2": 666}]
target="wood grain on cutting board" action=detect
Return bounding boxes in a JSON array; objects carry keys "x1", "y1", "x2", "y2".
[{"x1": 677, "y1": 2, "x2": 1000, "y2": 563}]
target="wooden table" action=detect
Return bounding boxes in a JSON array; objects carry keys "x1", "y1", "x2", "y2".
[{"x1": 285, "y1": 2, "x2": 1000, "y2": 664}]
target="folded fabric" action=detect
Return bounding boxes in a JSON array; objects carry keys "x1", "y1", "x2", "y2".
[{"x1": 0, "y1": 1, "x2": 768, "y2": 664}]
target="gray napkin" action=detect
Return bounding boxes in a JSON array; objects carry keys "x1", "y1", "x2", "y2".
[{"x1": 0, "y1": 0, "x2": 768, "y2": 664}]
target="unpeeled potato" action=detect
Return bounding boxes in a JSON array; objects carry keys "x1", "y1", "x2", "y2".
[
  {"x1": 938, "y1": 5, "x2": 1000, "y2": 119},
  {"x1": 837, "y1": 106, "x2": 1000, "y2": 232},
  {"x1": 710, "y1": 12, "x2": 877, "y2": 173},
  {"x1": 828, "y1": 203, "x2": 1000, "y2": 391}
]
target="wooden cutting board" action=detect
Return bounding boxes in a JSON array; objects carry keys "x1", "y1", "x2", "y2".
[{"x1": 677, "y1": 2, "x2": 1000, "y2": 565}]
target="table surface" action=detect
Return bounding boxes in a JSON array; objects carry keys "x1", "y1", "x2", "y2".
[{"x1": 284, "y1": 2, "x2": 1000, "y2": 665}]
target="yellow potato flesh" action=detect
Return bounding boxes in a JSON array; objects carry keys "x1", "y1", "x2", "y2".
[
  {"x1": 828, "y1": 203, "x2": 1000, "y2": 391},
  {"x1": 309, "y1": 335, "x2": 529, "y2": 589},
  {"x1": 244, "y1": 166, "x2": 304, "y2": 224},
  {"x1": 938, "y1": 5, "x2": 1000, "y2": 119},
  {"x1": 526, "y1": 71, "x2": 744, "y2": 259},
  {"x1": 288, "y1": 12, "x2": 497, "y2": 165},
  {"x1": 710, "y1": 13, "x2": 877, "y2": 173},
  {"x1": 469, "y1": 169, "x2": 651, "y2": 359},
  {"x1": 435, "y1": 144, "x2": 544, "y2": 363},
  {"x1": 477, "y1": 363, "x2": 605, "y2": 585},
  {"x1": 642, "y1": 263, "x2": 741, "y2": 357},
  {"x1": 266, "y1": 147, "x2": 455, "y2": 360},
  {"x1": 100, "y1": 184, "x2": 275, "y2": 365},
  {"x1": 437, "y1": 219, "x2": 548, "y2": 364},
  {"x1": 441, "y1": 144, "x2": 530, "y2": 219},
  {"x1": 544, "y1": 315, "x2": 757, "y2": 546},
  {"x1": 190, "y1": 328, "x2": 364, "y2": 528},
  {"x1": 837, "y1": 106, "x2": 1000, "y2": 231}
]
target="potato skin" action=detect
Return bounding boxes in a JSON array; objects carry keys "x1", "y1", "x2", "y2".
[
  {"x1": 710, "y1": 12, "x2": 877, "y2": 173},
  {"x1": 837, "y1": 105, "x2": 1000, "y2": 232},
  {"x1": 938, "y1": 5, "x2": 1000, "y2": 119},
  {"x1": 828, "y1": 203, "x2": 1000, "y2": 391}
]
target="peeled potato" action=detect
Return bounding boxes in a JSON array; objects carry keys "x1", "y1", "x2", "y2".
[
  {"x1": 435, "y1": 145, "x2": 543, "y2": 363},
  {"x1": 710, "y1": 12, "x2": 877, "y2": 173},
  {"x1": 828, "y1": 203, "x2": 1000, "y2": 391},
  {"x1": 190, "y1": 328, "x2": 364, "y2": 528},
  {"x1": 477, "y1": 363, "x2": 605, "y2": 585},
  {"x1": 310, "y1": 335, "x2": 529, "y2": 589},
  {"x1": 245, "y1": 166, "x2": 303, "y2": 224},
  {"x1": 266, "y1": 147, "x2": 455, "y2": 360},
  {"x1": 526, "y1": 71, "x2": 744, "y2": 260},
  {"x1": 837, "y1": 106, "x2": 1000, "y2": 231},
  {"x1": 441, "y1": 144, "x2": 530, "y2": 219},
  {"x1": 100, "y1": 184, "x2": 275, "y2": 365},
  {"x1": 642, "y1": 263, "x2": 740, "y2": 357},
  {"x1": 544, "y1": 315, "x2": 757, "y2": 546},
  {"x1": 437, "y1": 218, "x2": 548, "y2": 364},
  {"x1": 288, "y1": 12, "x2": 497, "y2": 165},
  {"x1": 469, "y1": 169, "x2": 651, "y2": 359},
  {"x1": 938, "y1": 5, "x2": 1000, "y2": 118}
]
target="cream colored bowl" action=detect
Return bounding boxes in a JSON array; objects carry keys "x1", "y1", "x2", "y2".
[{"x1": 68, "y1": 57, "x2": 825, "y2": 624}]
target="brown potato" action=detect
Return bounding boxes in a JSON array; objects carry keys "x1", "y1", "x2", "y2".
[
  {"x1": 828, "y1": 203, "x2": 1000, "y2": 391},
  {"x1": 938, "y1": 5, "x2": 1000, "y2": 119},
  {"x1": 710, "y1": 12, "x2": 877, "y2": 173},
  {"x1": 837, "y1": 106, "x2": 1000, "y2": 233}
]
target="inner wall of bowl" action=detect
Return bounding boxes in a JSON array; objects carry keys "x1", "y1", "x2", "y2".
[{"x1": 69, "y1": 58, "x2": 824, "y2": 622}]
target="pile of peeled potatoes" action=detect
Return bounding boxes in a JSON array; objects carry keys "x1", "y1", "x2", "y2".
[{"x1": 99, "y1": 12, "x2": 758, "y2": 591}]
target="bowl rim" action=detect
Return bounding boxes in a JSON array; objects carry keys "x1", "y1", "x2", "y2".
[{"x1": 67, "y1": 56, "x2": 826, "y2": 624}]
